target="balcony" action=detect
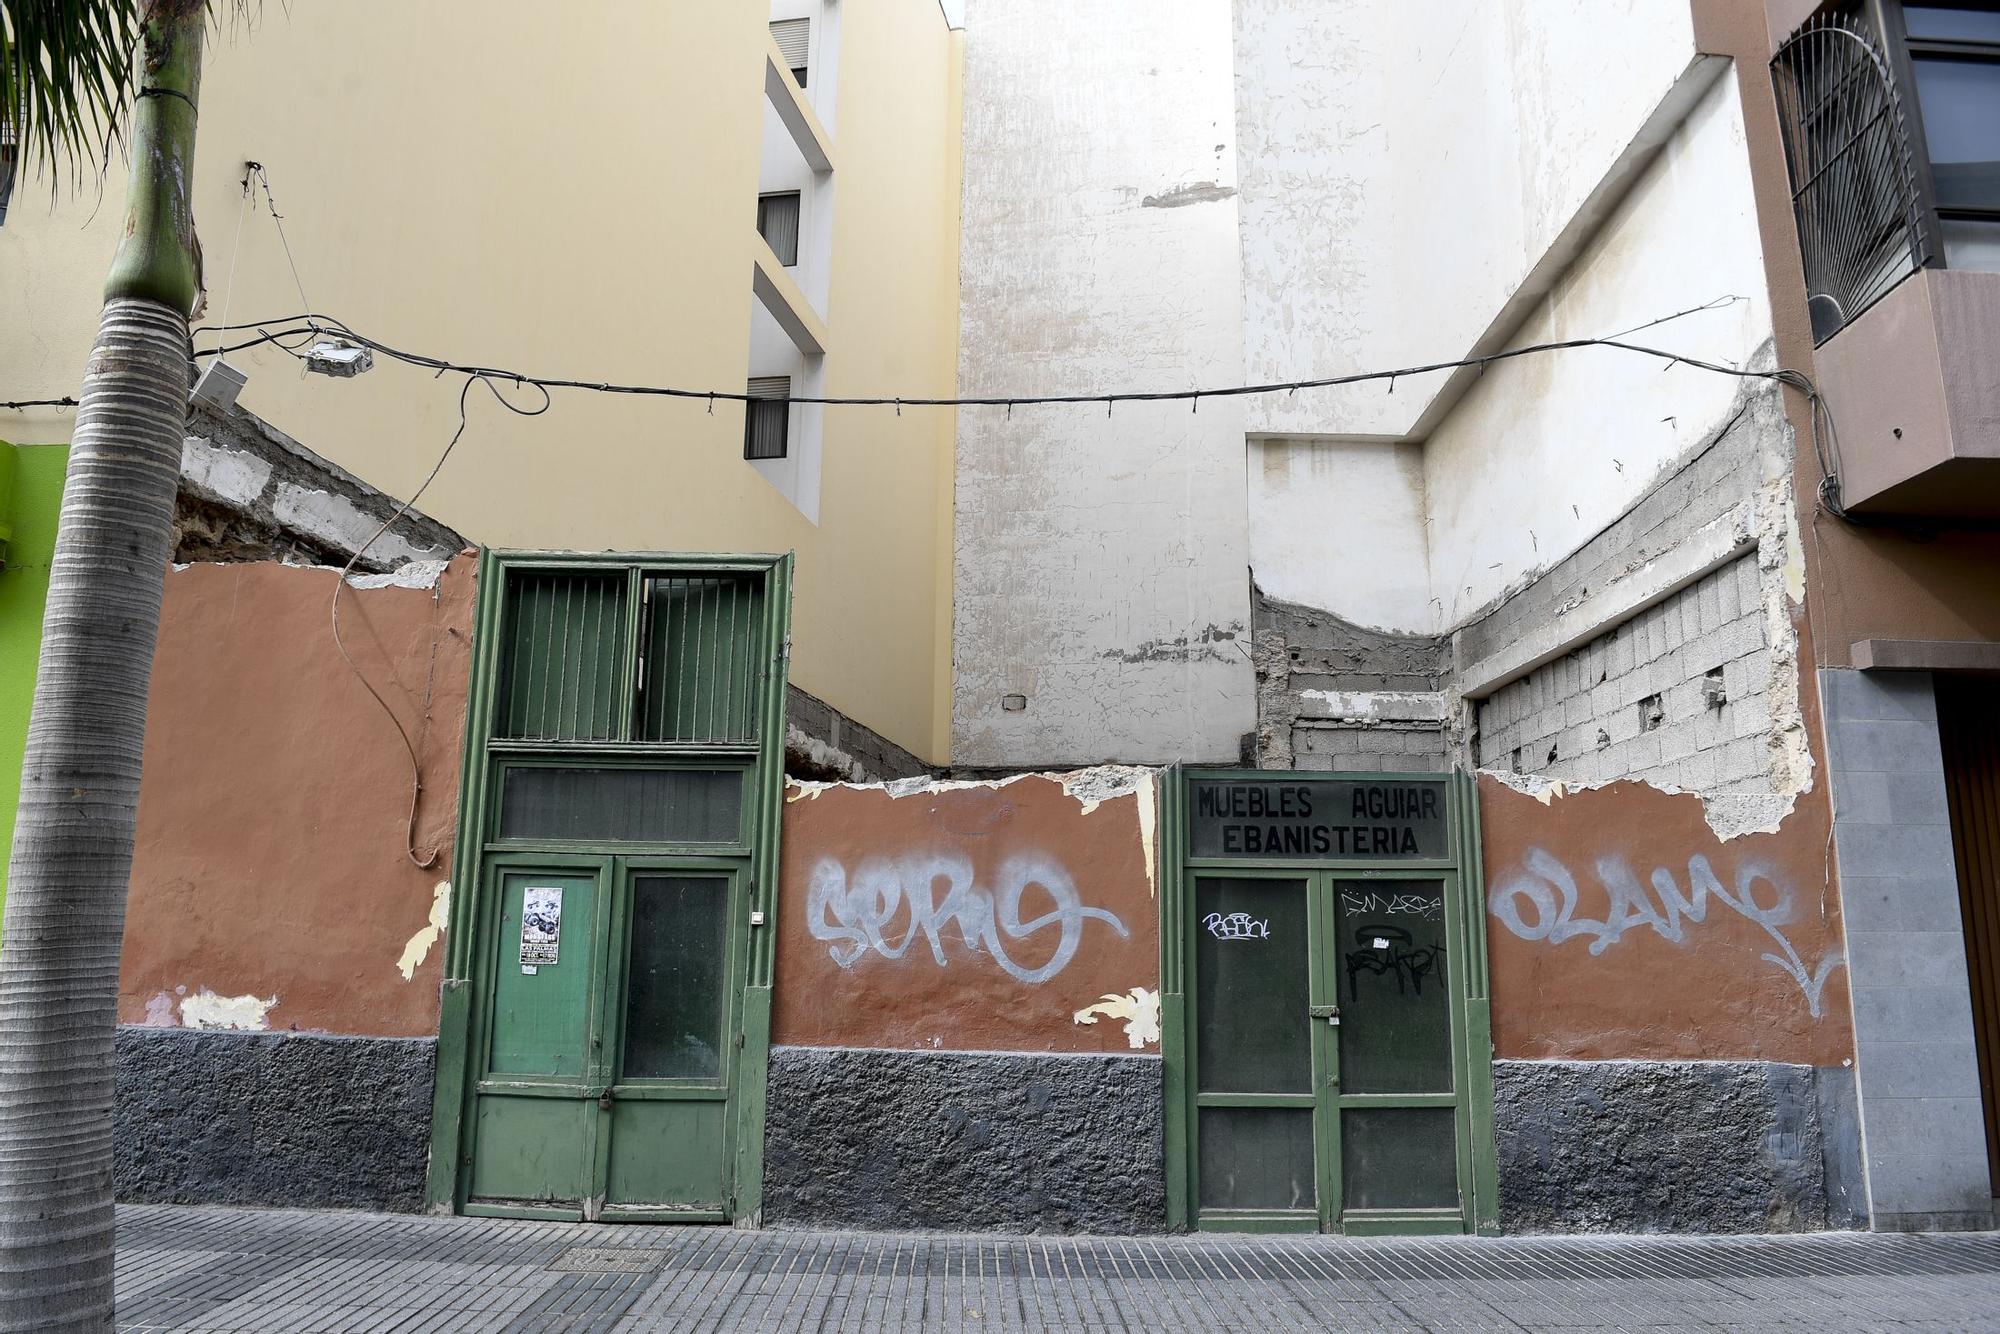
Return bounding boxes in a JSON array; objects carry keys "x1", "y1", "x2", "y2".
[{"x1": 1815, "y1": 267, "x2": 2000, "y2": 516}]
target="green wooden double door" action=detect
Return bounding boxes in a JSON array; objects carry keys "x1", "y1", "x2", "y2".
[
  {"x1": 1189, "y1": 869, "x2": 1474, "y2": 1233},
  {"x1": 463, "y1": 854, "x2": 747, "y2": 1221}
]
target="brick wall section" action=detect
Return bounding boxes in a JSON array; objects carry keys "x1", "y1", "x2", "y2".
[
  {"x1": 1460, "y1": 377, "x2": 1793, "y2": 793},
  {"x1": 1252, "y1": 588, "x2": 1450, "y2": 772},
  {"x1": 1474, "y1": 553, "x2": 1774, "y2": 792},
  {"x1": 1295, "y1": 720, "x2": 1453, "y2": 773},
  {"x1": 786, "y1": 684, "x2": 933, "y2": 781},
  {"x1": 1248, "y1": 374, "x2": 1796, "y2": 794}
]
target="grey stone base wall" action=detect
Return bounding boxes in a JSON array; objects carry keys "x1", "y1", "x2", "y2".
[
  {"x1": 116, "y1": 1027, "x2": 435, "y2": 1213},
  {"x1": 764, "y1": 1046, "x2": 1165, "y2": 1234},
  {"x1": 1495, "y1": 1059, "x2": 1862, "y2": 1234}
]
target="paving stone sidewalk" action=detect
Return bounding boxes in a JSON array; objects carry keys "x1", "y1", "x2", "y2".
[{"x1": 115, "y1": 1204, "x2": 2000, "y2": 1332}]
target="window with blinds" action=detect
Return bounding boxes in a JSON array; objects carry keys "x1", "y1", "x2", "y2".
[
  {"x1": 757, "y1": 192, "x2": 801, "y2": 266},
  {"x1": 771, "y1": 18, "x2": 810, "y2": 87},
  {"x1": 744, "y1": 377, "x2": 790, "y2": 461}
]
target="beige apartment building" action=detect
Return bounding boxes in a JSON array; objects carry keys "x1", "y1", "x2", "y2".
[{"x1": 0, "y1": 0, "x2": 964, "y2": 774}]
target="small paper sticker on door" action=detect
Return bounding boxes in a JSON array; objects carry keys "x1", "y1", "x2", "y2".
[
  {"x1": 1371, "y1": 936, "x2": 1390, "y2": 950},
  {"x1": 520, "y1": 886, "x2": 563, "y2": 966}
]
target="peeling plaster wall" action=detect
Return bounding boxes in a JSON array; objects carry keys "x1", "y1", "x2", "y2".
[
  {"x1": 952, "y1": 0, "x2": 1255, "y2": 767},
  {"x1": 774, "y1": 767, "x2": 1161, "y2": 1053},
  {"x1": 1480, "y1": 775, "x2": 1850, "y2": 1067},
  {"x1": 118, "y1": 558, "x2": 475, "y2": 1038}
]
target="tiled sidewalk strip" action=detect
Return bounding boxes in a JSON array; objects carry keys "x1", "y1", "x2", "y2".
[{"x1": 114, "y1": 1204, "x2": 2000, "y2": 1332}]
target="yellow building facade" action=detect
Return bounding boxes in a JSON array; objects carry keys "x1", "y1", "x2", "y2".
[{"x1": 0, "y1": 0, "x2": 963, "y2": 765}]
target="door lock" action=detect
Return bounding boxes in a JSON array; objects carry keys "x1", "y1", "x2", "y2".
[
  {"x1": 1309, "y1": 1004, "x2": 1341, "y2": 1027},
  {"x1": 597, "y1": 1091, "x2": 613, "y2": 1111}
]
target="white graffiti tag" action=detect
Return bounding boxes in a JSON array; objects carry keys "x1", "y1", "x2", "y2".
[
  {"x1": 1340, "y1": 890, "x2": 1443, "y2": 921},
  {"x1": 1488, "y1": 847, "x2": 1844, "y2": 1016},
  {"x1": 806, "y1": 853, "x2": 1129, "y2": 984}
]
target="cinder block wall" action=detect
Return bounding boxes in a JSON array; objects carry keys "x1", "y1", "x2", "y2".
[{"x1": 1475, "y1": 554, "x2": 1775, "y2": 792}]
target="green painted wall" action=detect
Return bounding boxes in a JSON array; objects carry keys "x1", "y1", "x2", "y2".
[{"x1": 0, "y1": 442, "x2": 70, "y2": 910}]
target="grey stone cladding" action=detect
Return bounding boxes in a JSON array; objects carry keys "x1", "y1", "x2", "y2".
[
  {"x1": 1474, "y1": 553, "x2": 1774, "y2": 791},
  {"x1": 1494, "y1": 1059, "x2": 1853, "y2": 1234},
  {"x1": 763, "y1": 1046, "x2": 1166, "y2": 1234},
  {"x1": 116, "y1": 1027, "x2": 435, "y2": 1213}
]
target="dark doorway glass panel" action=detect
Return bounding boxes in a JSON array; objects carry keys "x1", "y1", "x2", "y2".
[
  {"x1": 1342, "y1": 1107, "x2": 1459, "y2": 1211},
  {"x1": 1194, "y1": 878, "x2": 1312, "y2": 1093},
  {"x1": 1199, "y1": 1107, "x2": 1316, "y2": 1212},
  {"x1": 1333, "y1": 880, "x2": 1453, "y2": 1094},
  {"x1": 621, "y1": 875, "x2": 729, "y2": 1081}
]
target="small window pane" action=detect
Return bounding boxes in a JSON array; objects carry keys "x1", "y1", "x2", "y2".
[
  {"x1": 1942, "y1": 215, "x2": 2000, "y2": 271},
  {"x1": 1912, "y1": 57, "x2": 2000, "y2": 209},
  {"x1": 1906, "y1": 6, "x2": 2000, "y2": 43},
  {"x1": 500, "y1": 767, "x2": 742, "y2": 843},
  {"x1": 622, "y1": 876, "x2": 730, "y2": 1080},
  {"x1": 744, "y1": 379, "x2": 790, "y2": 462},
  {"x1": 1194, "y1": 878, "x2": 1313, "y2": 1094},
  {"x1": 1199, "y1": 1107, "x2": 1316, "y2": 1212},
  {"x1": 757, "y1": 192, "x2": 801, "y2": 266},
  {"x1": 1342, "y1": 1107, "x2": 1459, "y2": 1212}
]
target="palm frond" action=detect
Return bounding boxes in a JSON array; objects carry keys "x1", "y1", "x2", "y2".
[{"x1": 0, "y1": 1, "x2": 143, "y2": 192}]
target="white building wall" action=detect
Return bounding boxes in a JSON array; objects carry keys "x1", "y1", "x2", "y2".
[
  {"x1": 1234, "y1": 0, "x2": 1704, "y2": 442},
  {"x1": 1422, "y1": 73, "x2": 1774, "y2": 628},
  {"x1": 952, "y1": 0, "x2": 1256, "y2": 767}
]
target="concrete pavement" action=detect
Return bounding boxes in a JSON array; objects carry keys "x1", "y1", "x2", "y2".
[{"x1": 115, "y1": 1204, "x2": 2000, "y2": 1332}]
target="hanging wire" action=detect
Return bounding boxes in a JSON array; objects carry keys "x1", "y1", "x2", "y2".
[
  {"x1": 183, "y1": 292, "x2": 1852, "y2": 516},
  {"x1": 329, "y1": 373, "x2": 551, "y2": 868}
]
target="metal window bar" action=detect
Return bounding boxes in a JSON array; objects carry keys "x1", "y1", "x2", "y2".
[
  {"x1": 636, "y1": 574, "x2": 764, "y2": 743},
  {"x1": 496, "y1": 570, "x2": 626, "y2": 740},
  {"x1": 1773, "y1": 7, "x2": 1930, "y2": 342},
  {"x1": 758, "y1": 192, "x2": 802, "y2": 266},
  {"x1": 744, "y1": 377, "x2": 790, "y2": 460}
]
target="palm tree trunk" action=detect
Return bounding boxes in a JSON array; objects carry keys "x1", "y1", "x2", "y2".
[{"x1": 0, "y1": 5, "x2": 204, "y2": 1328}]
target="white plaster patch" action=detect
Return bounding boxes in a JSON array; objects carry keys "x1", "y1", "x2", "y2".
[
  {"x1": 179, "y1": 435, "x2": 272, "y2": 508},
  {"x1": 397, "y1": 880, "x2": 452, "y2": 981},
  {"x1": 1480, "y1": 768, "x2": 1798, "y2": 842},
  {"x1": 1298, "y1": 689, "x2": 1449, "y2": 724},
  {"x1": 348, "y1": 560, "x2": 449, "y2": 591},
  {"x1": 791, "y1": 764, "x2": 1163, "y2": 809},
  {"x1": 784, "y1": 723, "x2": 868, "y2": 784},
  {"x1": 271, "y1": 483, "x2": 446, "y2": 566},
  {"x1": 179, "y1": 988, "x2": 277, "y2": 1031},
  {"x1": 1058, "y1": 765, "x2": 1154, "y2": 814},
  {"x1": 1071, "y1": 987, "x2": 1161, "y2": 1050},
  {"x1": 142, "y1": 992, "x2": 177, "y2": 1026}
]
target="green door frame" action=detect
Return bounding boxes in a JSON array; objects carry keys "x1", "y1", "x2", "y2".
[
  {"x1": 1161, "y1": 767, "x2": 1499, "y2": 1236},
  {"x1": 425, "y1": 549, "x2": 793, "y2": 1221}
]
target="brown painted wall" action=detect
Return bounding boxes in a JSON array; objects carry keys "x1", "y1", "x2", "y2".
[
  {"x1": 1482, "y1": 773, "x2": 1852, "y2": 1065},
  {"x1": 118, "y1": 557, "x2": 475, "y2": 1038},
  {"x1": 1697, "y1": 1, "x2": 2000, "y2": 665},
  {"x1": 772, "y1": 773, "x2": 1162, "y2": 1054}
]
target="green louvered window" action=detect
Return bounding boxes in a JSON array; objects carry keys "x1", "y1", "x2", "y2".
[
  {"x1": 638, "y1": 575, "x2": 765, "y2": 744},
  {"x1": 494, "y1": 566, "x2": 768, "y2": 746},
  {"x1": 496, "y1": 571, "x2": 628, "y2": 741}
]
